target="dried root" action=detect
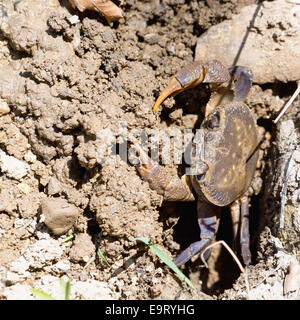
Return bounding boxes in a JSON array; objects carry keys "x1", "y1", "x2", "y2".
[{"x1": 68, "y1": 0, "x2": 123, "y2": 23}]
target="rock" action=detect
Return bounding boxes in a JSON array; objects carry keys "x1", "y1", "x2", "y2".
[
  {"x1": 69, "y1": 233, "x2": 95, "y2": 263},
  {"x1": 24, "y1": 151, "x2": 37, "y2": 164},
  {"x1": 0, "y1": 100, "x2": 10, "y2": 115},
  {"x1": 41, "y1": 198, "x2": 79, "y2": 235},
  {"x1": 195, "y1": 0, "x2": 300, "y2": 83},
  {"x1": 47, "y1": 177, "x2": 62, "y2": 195},
  {"x1": 0, "y1": 150, "x2": 30, "y2": 180},
  {"x1": 261, "y1": 118, "x2": 300, "y2": 262}
]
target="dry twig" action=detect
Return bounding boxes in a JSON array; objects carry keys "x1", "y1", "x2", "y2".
[
  {"x1": 201, "y1": 240, "x2": 250, "y2": 295},
  {"x1": 274, "y1": 83, "x2": 300, "y2": 124}
]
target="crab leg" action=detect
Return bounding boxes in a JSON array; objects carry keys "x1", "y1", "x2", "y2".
[
  {"x1": 230, "y1": 194, "x2": 252, "y2": 266},
  {"x1": 240, "y1": 194, "x2": 251, "y2": 265},
  {"x1": 174, "y1": 200, "x2": 221, "y2": 266},
  {"x1": 135, "y1": 144, "x2": 195, "y2": 201},
  {"x1": 230, "y1": 199, "x2": 240, "y2": 254},
  {"x1": 153, "y1": 60, "x2": 231, "y2": 112}
]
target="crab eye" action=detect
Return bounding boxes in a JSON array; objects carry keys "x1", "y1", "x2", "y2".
[
  {"x1": 206, "y1": 112, "x2": 220, "y2": 129},
  {"x1": 196, "y1": 173, "x2": 205, "y2": 181},
  {"x1": 195, "y1": 162, "x2": 208, "y2": 181}
]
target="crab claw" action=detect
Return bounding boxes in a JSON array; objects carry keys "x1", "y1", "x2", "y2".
[
  {"x1": 153, "y1": 60, "x2": 230, "y2": 112},
  {"x1": 153, "y1": 62, "x2": 206, "y2": 112},
  {"x1": 153, "y1": 77, "x2": 183, "y2": 112}
]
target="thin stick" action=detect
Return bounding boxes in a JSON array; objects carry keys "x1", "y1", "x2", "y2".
[
  {"x1": 274, "y1": 83, "x2": 300, "y2": 124},
  {"x1": 200, "y1": 240, "x2": 250, "y2": 295},
  {"x1": 280, "y1": 151, "x2": 295, "y2": 228}
]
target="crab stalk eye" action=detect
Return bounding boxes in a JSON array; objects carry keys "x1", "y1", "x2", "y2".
[
  {"x1": 196, "y1": 173, "x2": 205, "y2": 181},
  {"x1": 195, "y1": 161, "x2": 208, "y2": 181},
  {"x1": 206, "y1": 112, "x2": 220, "y2": 129}
]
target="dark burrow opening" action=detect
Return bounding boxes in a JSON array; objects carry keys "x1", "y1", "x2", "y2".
[
  {"x1": 158, "y1": 190, "x2": 261, "y2": 296},
  {"x1": 260, "y1": 81, "x2": 298, "y2": 99}
]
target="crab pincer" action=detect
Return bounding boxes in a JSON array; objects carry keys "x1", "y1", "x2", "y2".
[{"x1": 153, "y1": 60, "x2": 231, "y2": 112}]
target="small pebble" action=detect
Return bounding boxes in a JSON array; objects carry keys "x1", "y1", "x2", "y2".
[
  {"x1": 47, "y1": 177, "x2": 62, "y2": 195},
  {"x1": 41, "y1": 198, "x2": 79, "y2": 235},
  {"x1": 67, "y1": 15, "x2": 80, "y2": 25},
  {"x1": 0, "y1": 100, "x2": 10, "y2": 115}
]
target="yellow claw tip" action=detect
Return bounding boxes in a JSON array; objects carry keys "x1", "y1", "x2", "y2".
[
  {"x1": 153, "y1": 102, "x2": 160, "y2": 112},
  {"x1": 152, "y1": 77, "x2": 183, "y2": 113}
]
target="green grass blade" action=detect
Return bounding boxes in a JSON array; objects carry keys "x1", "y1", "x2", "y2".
[
  {"x1": 60, "y1": 278, "x2": 71, "y2": 300},
  {"x1": 97, "y1": 246, "x2": 110, "y2": 266},
  {"x1": 96, "y1": 233, "x2": 110, "y2": 266},
  {"x1": 135, "y1": 237, "x2": 196, "y2": 290},
  {"x1": 135, "y1": 237, "x2": 150, "y2": 244},
  {"x1": 61, "y1": 234, "x2": 74, "y2": 243},
  {"x1": 30, "y1": 288, "x2": 56, "y2": 300},
  {"x1": 149, "y1": 244, "x2": 196, "y2": 290}
]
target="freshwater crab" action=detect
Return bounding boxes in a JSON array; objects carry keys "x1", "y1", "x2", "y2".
[{"x1": 135, "y1": 60, "x2": 259, "y2": 266}]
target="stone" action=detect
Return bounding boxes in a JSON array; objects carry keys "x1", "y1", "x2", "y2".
[
  {"x1": 47, "y1": 177, "x2": 62, "y2": 195},
  {"x1": 195, "y1": 0, "x2": 300, "y2": 83},
  {"x1": 41, "y1": 197, "x2": 79, "y2": 235},
  {"x1": 0, "y1": 100, "x2": 10, "y2": 115},
  {"x1": 0, "y1": 150, "x2": 30, "y2": 180}
]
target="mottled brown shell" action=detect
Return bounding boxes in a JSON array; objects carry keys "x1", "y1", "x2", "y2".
[{"x1": 191, "y1": 102, "x2": 258, "y2": 206}]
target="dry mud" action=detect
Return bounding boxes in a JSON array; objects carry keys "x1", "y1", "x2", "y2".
[{"x1": 0, "y1": 0, "x2": 299, "y2": 300}]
